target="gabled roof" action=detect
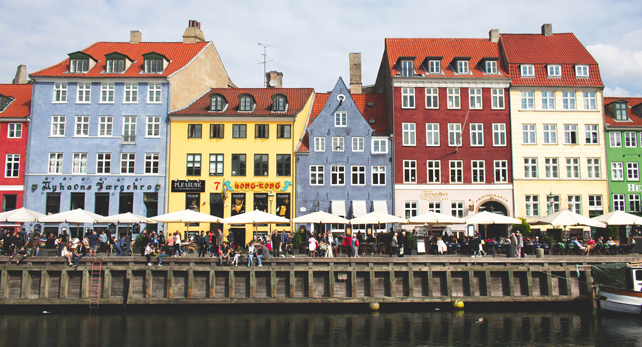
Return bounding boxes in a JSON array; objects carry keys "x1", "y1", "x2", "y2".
[
  {"x1": 170, "y1": 88, "x2": 314, "y2": 116},
  {"x1": 298, "y1": 92, "x2": 388, "y2": 152},
  {"x1": 31, "y1": 41, "x2": 209, "y2": 78},
  {"x1": 384, "y1": 38, "x2": 509, "y2": 79},
  {"x1": 0, "y1": 84, "x2": 32, "y2": 119},
  {"x1": 604, "y1": 97, "x2": 642, "y2": 127},
  {"x1": 500, "y1": 33, "x2": 603, "y2": 87}
]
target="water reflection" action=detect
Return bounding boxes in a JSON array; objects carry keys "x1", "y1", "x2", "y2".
[{"x1": 1, "y1": 310, "x2": 641, "y2": 346}]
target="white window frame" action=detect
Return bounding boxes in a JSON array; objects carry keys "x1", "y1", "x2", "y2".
[
  {"x1": 491, "y1": 89, "x2": 504, "y2": 109},
  {"x1": 402, "y1": 123, "x2": 416, "y2": 146},
  {"x1": 451, "y1": 201, "x2": 464, "y2": 218},
  {"x1": 541, "y1": 91, "x2": 555, "y2": 110},
  {"x1": 98, "y1": 116, "x2": 113, "y2": 137},
  {"x1": 48, "y1": 153, "x2": 63, "y2": 174},
  {"x1": 469, "y1": 88, "x2": 482, "y2": 109},
  {"x1": 629, "y1": 194, "x2": 641, "y2": 213},
  {"x1": 330, "y1": 165, "x2": 345, "y2": 186},
  {"x1": 122, "y1": 116, "x2": 136, "y2": 144},
  {"x1": 625, "y1": 131, "x2": 637, "y2": 147},
  {"x1": 587, "y1": 158, "x2": 601, "y2": 179},
  {"x1": 471, "y1": 160, "x2": 485, "y2": 183},
  {"x1": 544, "y1": 158, "x2": 559, "y2": 179},
  {"x1": 401, "y1": 88, "x2": 415, "y2": 109},
  {"x1": 124, "y1": 83, "x2": 138, "y2": 103},
  {"x1": 448, "y1": 123, "x2": 462, "y2": 147},
  {"x1": 4, "y1": 154, "x2": 19, "y2": 178},
  {"x1": 146, "y1": 116, "x2": 161, "y2": 138},
  {"x1": 613, "y1": 194, "x2": 625, "y2": 212},
  {"x1": 447, "y1": 88, "x2": 460, "y2": 109},
  {"x1": 612, "y1": 162, "x2": 624, "y2": 181},
  {"x1": 401, "y1": 60, "x2": 414, "y2": 77},
  {"x1": 352, "y1": 137, "x2": 364, "y2": 152},
  {"x1": 145, "y1": 153, "x2": 160, "y2": 174},
  {"x1": 547, "y1": 65, "x2": 561, "y2": 77},
  {"x1": 7, "y1": 123, "x2": 22, "y2": 139},
  {"x1": 566, "y1": 158, "x2": 580, "y2": 179},
  {"x1": 310, "y1": 165, "x2": 324, "y2": 185},
  {"x1": 486, "y1": 61, "x2": 497, "y2": 74},
  {"x1": 372, "y1": 138, "x2": 387, "y2": 154},
  {"x1": 543, "y1": 124, "x2": 557, "y2": 144},
  {"x1": 76, "y1": 83, "x2": 91, "y2": 103},
  {"x1": 72, "y1": 153, "x2": 87, "y2": 174},
  {"x1": 403, "y1": 160, "x2": 417, "y2": 184},
  {"x1": 427, "y1": 201, "x2": 442, "y2": 213},
  {"x1": 564, "y1": 124, "x2": 578, "y2": 144},
  {"x1": 425, "y1": 88, "x2": 438, "y2": 109},
  {"x1": 583, "y1": 92, "x2": 596, "y2": 110},
  {"x1": 525, "y1": 195, "x2": 540, "y2": 217},
  {"x1": 470, "y1": 123, "x2": 484, "y2": 147},
  {"x1": 74, "y1": 116, "x2": 89, "y2": 137},
  {"x1": 520, "y1": 65, "x2": 534, "y2": 77},
  {"x1": 147, "y1": 83, "x2": 162, "y2": 103},
  {"x1": 120, "y1": 153, "x2": 136, "y2": 174},
  {"x1": 585, "y1": 125, "x2": 599, "y2": 144},
  {"x1": 615, "y1": 103, "x2": 628, "y2": 121},
  {"x1": 522, "y1": 124, "x2": 536, "y2": 144},
  {"x1": 372, "y1": 166, "x2": 386, "y2": 186},
  {"x1": 53, "y1": 83, "x2": 67, "y2": 103},
  {"x1": 427, "y1": 160, "x2": 441, "y2": 183},
  {"x1": 51, "y1": 116, "x2": 66, "y2": 137},
  {"x1": 334, "y1": 111, "x2": 347, "y2": 127},
  {"x1": 96, "y1": 153, "x2": 111, "y2": 174},
  {"x1": 426, "y1": 123, "x2": 440, "y2": 146},
  {"x1": 562, "y1": 92, "x2": 576, "y2": 110},
  {"x1": 404, "y1": 201, "x2": 418, "y2": 219},
  {"x1": 568, "y1": 195, "x2": 582, "y2": 214},
  {"x1": 428, "y1": 60, "x2": 441, "y2": 74},
  {"x1": 100, "y1": 83, "x2": 114, "y2": 103},
  {"x1": 457, "y1": 60, "x2": 469, "y2": 74},
  {"x1": 588, "y1": 195, "x2": 603, "y2": 213},
  {"x1": 610, "y1": 132, "x2": 622, "y2": 148},
  {"x1": 627, "y1": 162, "x2": 639, "y2": 181},
  {"x1": 524, "y1": 158, "x2": 538, "y2": 178},
  {"x1": 351, "y1": 165, "x2": 366, "y2": 186},
  {"x1": 449, "y1": 160, "x2": 463, "y2": 183},
  {"x1": 494, "y1": 160, "x2": 508, "y2": 183},
  {"x1": 575, "y1": 65, "x2": 589, "y2": 77},
  {"x1": 314, "y1": 137, "x2": 325, "y2": 152},
  {"x1": 332, "y1": 137, "x2": 344, "y2": 152},
  {"x1": 520, "y1": 91, "x2": 534, "y2": 110},
  {"x1": 492, "y1": 123, "x2": 506, "y2": 146}
]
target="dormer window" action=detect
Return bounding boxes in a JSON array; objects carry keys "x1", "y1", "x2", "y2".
[
  {"x1": 210, "y1": 94, "x2": 227, "y2": 111},
  {"x1": 576, "y1": 65, "x2": 589, "y2": 77},
  {"x1": 457, "y1": 61, "x2": 470, "y2": 74},
  {"x1": 106, "y1": 59, "x2": 125, "y2": 73},
  {"x1": 70, "y1": 59, "x2": 89, "y2": 73},
  {"x1": 272, "y1": 95, "x2": 287, "y2": 112},
  {"x1": 520, "y1": 65, "x2": 534, "y2": 77},
  {"x1": 547, "y1": 65, "x2": 561, "y2": 77},
  {"x1": 142, "y1": 52, "x2": 168, "y2": 74},
  {"x1": 239, "y1": 95, "x2": 255, "y2": 112},
  {"x1": 0, "y1": 95, "x2": 12, "y2": 112},
  {"x1": 615, "y1": 103, "x2": 628, "y2": 121},
  {"x1": 401, "y1": 60, "x2": 414, "y2": 77},
  {"x1": 485, "y1": 60, "x2": 498, "y2": 74},
  {"x1": 428, "y1": 60, "x2": 441, "y2": 74}
]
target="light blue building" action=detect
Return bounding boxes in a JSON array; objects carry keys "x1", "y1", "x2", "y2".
[{"x1": 295, "y1": 78, "x2": 392, "y2": 234}]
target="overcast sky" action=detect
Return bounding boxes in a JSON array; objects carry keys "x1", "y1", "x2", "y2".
[{"x1": 1, "y1": 0, "x2": 640, "y2": 96}]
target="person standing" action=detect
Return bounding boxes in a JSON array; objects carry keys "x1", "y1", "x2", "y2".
[
  {"x1": 198, "y1": 231, "x2": 207, "y2": 257},
  {"x1": 139, "y1": 229, "x2": 149, "y2": 256},
  {"x1": 174, "y1": 232, "x2": 184, "y2": 257},
  {"x1": 99, "y1": 230, "x2": 108, "y2": 253},
  {"x1": 216, "y1": 229, "x2": 225, "y2": 254},
  {"x1": 326, "y1": 232, "x2": 334, "y2": 258},
  {"x1": 390, "y1": 232, "x2": 398, "y2": 257},
  {"x1": 86, "y1": 230, "x2": 99, "y2": 257},
  {"x1": 227, "y1": 230, "x2": 235, "y2": 250},
  {"x1": 398, "y1": 231, "x2": 406, "y2": 258},
  {"x1": 510, "y1": 233, "x2": 518, "y2": 257},
  {"x1": 271, "y1": 230, "x2": 281, "y2": 258},
  {"x1": 517, "y1": 233, "x2": 524, "y2": 258}
]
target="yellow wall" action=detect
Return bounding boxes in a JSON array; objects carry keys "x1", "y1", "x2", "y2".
[
  {"x1": 510, "y1": 88, "x2": 609, "y2": 225},
  {"x1": 166, "y1": 93, "x2": 314, "y2": 242}
]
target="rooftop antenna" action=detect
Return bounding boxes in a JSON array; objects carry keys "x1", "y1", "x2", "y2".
[{"x1": 258, "y1": 43, "x2": 277, "y2": 87}]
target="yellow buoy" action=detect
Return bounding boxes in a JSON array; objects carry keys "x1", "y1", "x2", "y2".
[
  {"x1": 452, "y1": 300, "x2": 464, "y2": 310},
  {"x1": 369, "y1": 302, "x2": 380, "y2": 311}
]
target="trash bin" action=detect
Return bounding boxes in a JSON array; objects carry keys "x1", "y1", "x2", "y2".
[
  {"x1": 535, "y1": 248, "x2": 544, "y2": 258},
  {"x1": 506, "y1": 244, "x2": 516, "y2": 258}
]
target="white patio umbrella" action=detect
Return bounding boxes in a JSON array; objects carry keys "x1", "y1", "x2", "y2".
[
  {"x1": 221, "y1": 209, "x2": 290, "y2": 224},
  {"x1": 464, "y1": 211, "x2": 521, "y2": 239},
  {"x1": 38, "y1": 208, "x2": 105, "y2": 239},
  {"x1": 293, "y1": 211, "x2": 350, "y2": 224},
  {"x1": 591, "y1": 211, "x2": 642, "y2": 226},
  {"x1": 96, "y1": 212, "x2": 152, "y2": 238},
  {"x1": 0, "y1": 207, "x2": 45, "y2": 223},
  {"x1": 531, "y1": 209, "x2": 606, "y2": 228},
  {"x1": 408, "y1": 211, "x2": 465, "y2": 225},
  {"x1": 148, "y1": 209, "x2": 222, "y2": 223},
  {"x1": 349, "y1": 211, "x2": 407, "y2": 225}
]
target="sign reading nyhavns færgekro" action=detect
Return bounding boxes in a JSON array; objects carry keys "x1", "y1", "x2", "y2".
[{"x1": 171, "y1": 180, "x2": 205, "y2": 193}]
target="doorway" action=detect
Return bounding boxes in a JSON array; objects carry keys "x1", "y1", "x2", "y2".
[
  {"x1": 478, "y1": 200, "x2": 509, "y2": 239},
  {"x1": 210, "y1": 193, "x2": 224, "y2": 232}
]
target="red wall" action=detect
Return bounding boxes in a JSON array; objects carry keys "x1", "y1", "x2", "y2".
[
  {"x1": 0, "y1": 121, "x2": 29, "y2": 209},
  {"x1": 393, "y1": 86, "x2": 512, "y2": 184}
]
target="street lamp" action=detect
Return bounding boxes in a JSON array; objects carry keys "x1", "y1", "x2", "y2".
[
  {"x1": 268, "y1": 190, "x2": 275, "y2": 234},
  {"x1": 546, "y1": 191, "x2": 554, "y2": 215}
]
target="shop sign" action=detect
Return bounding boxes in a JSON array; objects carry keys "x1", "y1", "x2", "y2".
[
  {"x1": 171, "y1": 180, "x2": 206, "y2": 192},
  {"x1": 628, "y1": 184, "x2": 642, "y2": 192},
  {"x1": 233, "y1": 182, "x2": 282, "y2": 191},
  {"x1": 420, "y1": 191, "x2": 448, "y2": 200},
  {"x1": 475, "y1": 194, "x2": 509, "y2": 203},
  {"x1": 38, "y1": 179, "x2": 159, "y2": 192}
]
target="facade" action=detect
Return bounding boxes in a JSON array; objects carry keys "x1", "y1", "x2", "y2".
[
  {"x1": 25, "y1": 21, "x2": 233, "y2": 237},
  {"x1": 501, "y1": 24, "x2": 607, "y2": 229},
  {"x1": 168, "y1": 83, "x2": 313, "y2": 245},
  {"x1": 295, "y1": 78, "x2": 391, "y2": 234},
  {"x1": 374, "y1": 32, "x2": 514, "y2": 236},
  {"x1": 603, "y1": 97, "x2": 642, "y2": 215},
  {"x1": 0, "y1": 67, "x2": 31, "y2": 219}
]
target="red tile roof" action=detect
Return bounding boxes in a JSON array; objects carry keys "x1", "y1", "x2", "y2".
[
  {"x1": 299, "y1": 93, "x2": 389, "y2": 152},
  {"x1": 604, "y1": 97, "x2": 642, "y2": 127},
  {"x1": 500, "y1": 33, "x2": 603, "y2": 87},
  {"x1": 0, "y1": 84, "x2": 32, "y2": 119},
  {"x1": 170, "y1": 88, "x2": 314, "y2": 116},
  {"x1": 384, "y1": 38, "x2": 509, "y2": 79},
  {"x1": 30, "y1": 42, "x2": 209, "y2": 78}
]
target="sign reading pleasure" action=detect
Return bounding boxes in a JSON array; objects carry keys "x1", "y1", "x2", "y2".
[{"x1": 171, "y1": 180, "x2": 206, "y2": 193}]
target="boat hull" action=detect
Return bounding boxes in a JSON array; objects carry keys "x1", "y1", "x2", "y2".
[{"x1": 598, "y1": 286, "x2": 642, "y2": 315}]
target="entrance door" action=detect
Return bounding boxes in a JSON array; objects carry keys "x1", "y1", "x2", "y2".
[
  {"x1": 230, "y1": 228, "x2": 245, "y2": 249},
  {"x1": 478, "y1": 201, "x2": 509, "y2": 239},
  {"x1": 210, "y1": 193, "x2": 224, "y2": 232}
]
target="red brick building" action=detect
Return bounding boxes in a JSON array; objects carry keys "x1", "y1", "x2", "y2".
[{"x1": 375, "y1": 31, "x2": 514, "y2": 237}]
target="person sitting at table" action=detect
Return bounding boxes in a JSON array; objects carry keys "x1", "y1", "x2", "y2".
[
  {"x1": 219, "y1": 241, "x2": 232, "y2": 265},
  {"x1": 436, "y1": 237, "x2": 447, "y2": 255},
  {"x1": 571, "y1": 237, "x2": 586, "y2": 253},
  {"x1": 584, "y1": 237, "x2": 596, "y2": 255},
  {"x1": 607, "y1": 237, "x2": 619, "y2": 254}
]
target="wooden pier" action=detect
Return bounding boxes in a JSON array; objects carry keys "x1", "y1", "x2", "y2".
[{"x1": 0, "y1": 255, "x2": 638, "y2": 306}]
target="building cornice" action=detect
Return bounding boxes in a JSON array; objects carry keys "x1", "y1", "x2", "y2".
[{"x1": 393, "y1": 77, "x2": 510, "y2": 89}]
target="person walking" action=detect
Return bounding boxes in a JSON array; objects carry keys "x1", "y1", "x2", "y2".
[
  {"x1": 216, "y1": 229, "x2": 225, "y2": 254},
  {"x1": 139, "y1": 229, "x2": 149, "y2": 256},
  {"x1": 390, "y1": 232, "x2": 398, "y2": 257}
]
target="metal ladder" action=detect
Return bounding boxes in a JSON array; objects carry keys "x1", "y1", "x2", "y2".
[{"x1": 89, "y1": 258, "x2": 102, "y2": 309}]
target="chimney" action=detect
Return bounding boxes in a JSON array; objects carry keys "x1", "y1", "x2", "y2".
[
  {"x1": 130, "y1": 30, "x2": 141, "y2": 44},
  {"x1": 12, "y1": 65, "x2": 27, "y2": 84},
  {"x1": 541, "y1": 23, "x2": 553, "y2": 37},
  {"x1": 349, "y1": 53, "x2": 362, "y2": 94},
  {"x1": 489, "y1": 29, "x2": 499, "y2": 43},
  {"x1": 183, "y1": 20, "x2": 205, "y2": 43},
  {"x1": 266, "y1": 71, "x2": 283, "y2": 88}
]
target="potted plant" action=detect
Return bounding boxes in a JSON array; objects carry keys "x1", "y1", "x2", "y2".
[
  {"x1": 292, "y1": 230, "x2": 303, "y2": 254},
  {"x1": 405, "y1": 232, "x2": 418, "y2": 255}
]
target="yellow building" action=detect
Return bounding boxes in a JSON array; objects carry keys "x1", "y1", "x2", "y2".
[
  {"x1": 167, "y1": 82, "x2": 314, "y2": 245},
  {"x1": 501, "y1": 26, "x2": 608, "y2": 235}
]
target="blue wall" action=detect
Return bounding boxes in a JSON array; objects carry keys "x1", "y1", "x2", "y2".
[{"x1": 295, "y1": 78, "x2": 392, "y2": 227}]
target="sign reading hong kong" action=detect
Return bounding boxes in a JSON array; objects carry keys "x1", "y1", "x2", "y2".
[{"x1": 38, "y1": 179, "x2": 159, "y2": 192}]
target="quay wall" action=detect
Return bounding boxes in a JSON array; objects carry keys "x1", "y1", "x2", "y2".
[{"x1": 0, "y1": 256, "x2": 637, "y2": 306}]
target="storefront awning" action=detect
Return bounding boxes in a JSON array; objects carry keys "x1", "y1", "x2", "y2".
[
  {"x1": 331, "y1": 200, "x2": 346, "y2": 217},
  {"x1": 351, "y1": 200, "x2": 367, "y2": 218},
  {"x1": 373, "y1": 200, "x2": 388, "y2": 214}
]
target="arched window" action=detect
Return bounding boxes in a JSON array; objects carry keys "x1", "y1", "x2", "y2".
[
  {"x1": 239, "y1": 94, "x2": 254, "y2": 111},
  {"x1": 272, "y1": 95, "x2": 287, "y2": 112},
  {"x1": 210, "y1": 94, "x2": 226, "y2": 111}
]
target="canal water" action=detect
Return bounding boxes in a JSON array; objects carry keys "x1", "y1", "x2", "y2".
[{"x1": 0, "y1": 306, "x2": 640, "y2": 346}]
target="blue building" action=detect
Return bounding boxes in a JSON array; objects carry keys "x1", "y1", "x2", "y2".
[
  {"x1": 295, "y1": 78, "x2": 392, "y2": 234},
  {"x1": 25, "y1": 21, "x2": 233, "y2": 237}
]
